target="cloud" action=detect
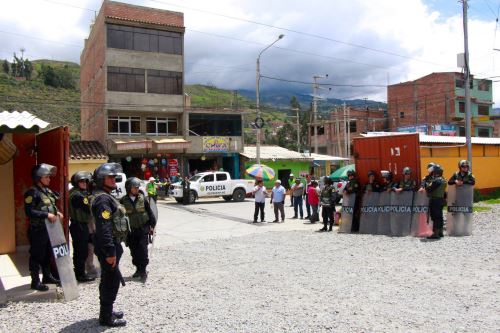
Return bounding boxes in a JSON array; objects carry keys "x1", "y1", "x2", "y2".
[{"x1": 1, "y1": 0, "x2": 499, "y2": 104}]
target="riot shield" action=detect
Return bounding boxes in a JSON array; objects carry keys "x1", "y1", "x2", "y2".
[
  {"x1": 447, "y1": 185, "x2": 474, "y2": 236},
  {"x1": 148, "y1": 197, "x2": 158, "y2": 256},
  {"x1": 410, "y1": 192, "x2": 432, "y2": 237},
  {"x1": 338, "y1": 193, "x2": 356, "y2": 233},
  {"x1": 45, "y1": 217, "x2": 79, "y2": 301},
  {"x1": 390, "y1": 191, "x2": 414, "y2": 237},
  {"x1": 359, "y1": 192, "x2": 380, "y2": 234},
  {"x1": 376, "y1": 192, "x2": 392, "y2": 236},
  {"x1": 148, "y1": 197, "x2": 159, "y2": 221},
  {"x1": 0, "y1": 278, "x2": 6, "y2": 304}
]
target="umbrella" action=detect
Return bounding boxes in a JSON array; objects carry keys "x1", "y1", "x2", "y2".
[
  {"x1": 329, "y1": 164, "x2": 355, "y2": 180},
  {"x1": 245, "y1": 164, "x2": 275, "y2": 181}
]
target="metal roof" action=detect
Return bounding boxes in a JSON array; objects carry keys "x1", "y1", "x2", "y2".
[
  {"x1": 242, "y1": 146, "x2": 313, "y2": 161},
  {"x1": 308, "y1": 153, "x2": 350, "y2": 161},
  {"x1": 70, "y1": 141, "x2": 108, "y2": 160},
  {"x1": 0, "y1": 111, "x2": 49, "y2": 132},
  {"x1": 361, "y1": 132, "x2": 500, "y2": 145}
]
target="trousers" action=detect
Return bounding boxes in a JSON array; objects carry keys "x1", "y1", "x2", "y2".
[
  {"x1": 254, "y1": 202, "x2": 265, "y2": 221},
  {"x1": 28, "y1": 225, "x2": 51, "y2": 278},
  {"x1": 96, "y1": 242, "x2": 123, "y2": 318},
  {"x1": 322, "y1": 206, "x2": 334, "y2": 230},
  {"x1": 273, "y1": 202, "x2": 285, "y2": 221},
  {"x1": 128, "y1": 225, "x2": 150, "y2": 273},
  {"x1": 430, "y1": 197, "x2": 445, "y2": 233},
  {"x1": 70, "y1": 222, "x2": 89, "y2": 277},
  {"x1": 293, "y1": 196, "x2": 303, "y2": 218}
]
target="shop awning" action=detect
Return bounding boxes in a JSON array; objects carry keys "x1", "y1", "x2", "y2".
[
  {"x1": 111, "y1": 138, "x2": 153, "y2": 151},
  {"x1": 154, "y1": 138, "x2": 191, "y2": 150}
]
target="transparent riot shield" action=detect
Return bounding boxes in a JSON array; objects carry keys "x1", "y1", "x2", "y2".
[
  {"x1": 390, "y1": 191, "x2": 414, "y2": 237},
  {"x1": 338, "y1": 193, "x2": 356, "y2": 233},
  {"x1": 359, "y1": 192, "x2": 380, "y2": 234},
  {"x1": 45, "y1": 217, "x2": 79, "y2": 301},
  {"x1": 0, "y1": 278, "x2": 6, "y2": 304},
  {"x1": 148, "y1": 197, "x2": 158, "y2": 256},
  {"x1": 447, "y1": 185, "x2": 474, "y2": 236},
  {"x1": 411, "y1": 191, "x2": 432, "y2": 237},
  {"x1": 376, "y1": 192, "x2": 392, "y2": 236}
]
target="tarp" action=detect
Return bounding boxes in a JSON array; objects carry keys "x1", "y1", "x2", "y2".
[
  {"x1": 390, "y1": 191, "x2": 414, "y2": 236},
  {"x1": 338, "y1": 193, "x2": 356, "y2": 233},
  {"x1": 359, "y1": 192, "x2": 380, "y2": 234},
  {"x1": 447, "y1": 185, "x2": 474, "y2": 236},
  {"x1": 377, "y1": 192, "x2": 392, "y2": 236},
  {"x1": 411, "y1": 192, "x2": 432, "y2": 237},
  {"x1": 45, "y1": 217, "x2": 79, "y2": 301}
]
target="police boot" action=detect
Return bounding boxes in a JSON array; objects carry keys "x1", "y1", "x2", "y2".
[
  {"x1": 438, "y1": 228, "x2": 444, "y2": 238},
  {"x1": 427, "y1": 228, "x2": 440, "y2": 240},
  {"x1": 139, "y1": 271, "x2": 148, "y2": 283},
  {"x1": 112, "y1": 311, "x2": 124, "y2": 319},
  {"x1": 42, "y1": 270, "x2": 61, "y2": 285},
  {"x1": 328, "y1": 223, "x2": 333, "y2": 232},
  {"x1": 30, "y1": 273, "x2": 49, "y2": 291},
  {"x1": 132, "y1": 270, "x2": 140, "y2": 278},
  {"x1": 99, "y1": 315, "x2": 126, "y2": 327},
  {"x1": 76, "y1": 274, "x2": 96, "y2": 283}
]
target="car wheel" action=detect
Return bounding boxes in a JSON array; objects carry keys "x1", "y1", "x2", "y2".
[
  {"x1": 175, "y1": 198, "x2": 182, "y2": 203},
  {"x1": 189, "y1": 190, "x2": 197, "y2": 204},
  {"x1": 232, "y1": 188, "x2": 246, "y2": 202}
]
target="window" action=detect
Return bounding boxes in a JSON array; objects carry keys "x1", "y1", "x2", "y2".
[
  {"x1": 478, "y1": 81, "x2": 490, "y2": 91},
  {"x1": 347, "y1": 120, "x2": 357, "y2": 133},
  {"x1": 458, "y1": 102, "x2": 465, "y2": 113},
  {"x1": 477, "y1": 104, "x2": 489, "y2": 116},
  {"x1": 107, "y1": 24, "x2": 183, "y2": 55},
  {"x1": 399, "y1": 112, "x2": 405, "y2": 119},
  {"x1": 202, "y1": 174, "x2": 214, "y2": 182},
  {"x1": 477, "y1": 128, "x2": 491, "y2": 137},
  {"x1": 146, "y1": 117, "x2": 178, "y2": 136},
  {"x1": 107, "y1": 67, "x2": 145, "y2": 93},
  {"x1": 216, "y1": 173, "x2": 227, "y2": 181},
  {"x1": 189, "y1": 114, "x2": 242, "y2": 136},
  {"x1": 459, "y1": 126, "x2": 465, "y2": 136},
  {"x1": 455, "y1": 78, "x2": 473, "y2": 89},
  {"x1": 147, "y1": 70, "x2": 183, "y2": 95},
  {"x1": 108, "y1": 116, "x2": 141, "y2": 135}
]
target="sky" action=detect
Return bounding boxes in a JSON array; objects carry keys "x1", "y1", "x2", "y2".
[{"x1": 1, "y1": 0, "x2": 500, "y2": 104}]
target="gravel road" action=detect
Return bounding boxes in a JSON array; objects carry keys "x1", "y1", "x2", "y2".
[{"x1": 1, "y1": 204, "x2": 499, "y2": 333}]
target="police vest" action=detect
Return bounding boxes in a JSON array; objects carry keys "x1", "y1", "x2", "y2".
[
  {"x1": 345, "y1": 179, "x2": 359, "y2": 194},
  {"x1": 365, "y1": 183, "x2": 376, "y2": 192},
  {"x1": 320, "y1": 185, "x2": 334, "y2": 207},
  {"x1": 29, "y1": 187, "x2": 59, "y2": 226},
  {"x1": 454, "y1": 171, "x2": 475, "y2": 184},
  {"x1": 399, "y1": 179, "x2": 416, "y2": 191},
  {"x1": 92, "y1": 191, "x2": 130, "y2": 242},
  {"x1": 69, "y1": 188, "x2": 91, "y2": 223},
  {"x1": 121, "y1": 194, "x2": 149, "y2": 229},
  {"x1": 428, "y1": 177, "x2": 447, "y2": 199}
]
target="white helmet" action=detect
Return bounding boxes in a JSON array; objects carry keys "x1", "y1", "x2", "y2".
[{"x1": 149, "y1": 177, "x2": 155, "y2": 182}]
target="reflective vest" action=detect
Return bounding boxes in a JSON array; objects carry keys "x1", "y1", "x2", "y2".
[
  {"x1": 29, "y1": 186, "x2": 58, "y2": 226},
  {"x1": 120, "y1": 194, "x2": 149, "y2": 229},
  {"x1": 92, "y1": 191, "x2": 130, "y2": 242},
  {"x1": 69, "y1": 188, "x2": 91, "y2": 223},
  {"x1": 147, "y1": 182, "x2": 157, "y2": 196}
]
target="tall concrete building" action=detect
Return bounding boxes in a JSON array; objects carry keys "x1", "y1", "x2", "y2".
[
  {"x1": 387, "y1": 72, "x2": 498, "y2": 137},
  {"x1": 80, "y1": 1, "x2": 189, "y2": 178}
]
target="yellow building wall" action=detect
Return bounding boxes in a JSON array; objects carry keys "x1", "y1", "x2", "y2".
[
  {"x1": 68, "y1": 159, "x2": 107, "y2": 180},
  {"x1": 420, "y1": 144, "x2": 500, "y2": 190},
  {"x1": 0, "y1": 157, "x2": 16, "y2": 254}
]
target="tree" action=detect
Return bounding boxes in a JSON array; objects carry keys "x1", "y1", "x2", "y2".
[
  {"x1": 39, "y1": 64, "x2": 75, "y2": 89},
  {"x1": 24, "y1": 59, "x2": 33, "y2": 80},
  {"x1": 2, "y1": 60, "x2": 9, "y2": 74}
]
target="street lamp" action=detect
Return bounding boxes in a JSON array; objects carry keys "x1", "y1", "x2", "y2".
[{"x1": 256, "y1": 34, "x2": 284, "y2": 165}]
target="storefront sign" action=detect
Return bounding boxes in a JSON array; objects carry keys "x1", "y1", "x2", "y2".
[
  {"x1": 203, "y1": 136, "x2": 229, "y2": 152},
  {"x1": 168, "y1": 159, "x2": 178, "y2": 176},
  {"x1": 431, "y1": 124, "x2": 457, "y2": 136},
  {"x1": 396, "y1": 125, "x2": 428, "y2": 133}
]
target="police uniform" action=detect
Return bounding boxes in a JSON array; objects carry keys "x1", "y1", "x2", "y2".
[
  {"x1": 425, "y1": 174, "x2": 447, "y2": 238},
  {"x1": 69, "y1": 187, "x2": 93, "y2": 281},
  {"x1": 448, "y1": 171, "x2": 476, "y2": 186},
  {"x1": 394, "y1": 178, "x2": 417, "y2": 191},
  {"x1": 319, "y1": 182, "x2": 336, "y2": 231},
  {"x1": 120, "y1": 193, "x2": 156, "y2": 279},
  {"x1": 24, "y1": 185, "x2": 61, "y2": 290},
  {"x1": 344, "y1": 176, "x2": 361, "y2": 232},
  {"x1": 364, "y1": 181, "x2": 380, "y2": 192}
]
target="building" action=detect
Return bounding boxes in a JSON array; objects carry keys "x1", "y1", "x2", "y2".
[
  {"x1": 69, "y1": 141, "x2": 108, "y2": 177},
  {"x1": 387, "y1": 72, "x2": 498, "y2": 137},
  {"x1": 80, "y1": 1, "x2": 189, "y2": 180}
]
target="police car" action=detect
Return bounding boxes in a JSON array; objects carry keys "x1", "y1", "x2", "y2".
[
  {"x1": 171, "y1": 171, "x2": 254, "y2": 204},
  {"x1": 111, "y1": 173, "x2": 148, "y2": 199}
]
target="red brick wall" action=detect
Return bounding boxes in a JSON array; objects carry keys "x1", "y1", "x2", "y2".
[{"x1": 104, "y1": 0, "x2": 184, "y2": 27}]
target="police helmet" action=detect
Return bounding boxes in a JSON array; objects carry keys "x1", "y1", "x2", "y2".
[
  {"x1": 32, "y1": 163, "x2": 57, "y2": 182},
  {"x1": 323, "y1": 176, "x2": 332, "y2": 185},
  {"x1": 93, "y1": 163, "x2": 123, "y2": 189},
  {"x1": 347, "y1": 170, "x2": 355, "y2": 177},
  {"x1": 381, "y1": 170, "x2": 392, "y2": 180},
  {"x1": 403, "y1": 167, "x2": 411, "y2": 175},
  {"x1": 459, "y1": 160, "x2": 470, "y2": 168},
  {"x1": 367, "y1": 170, "x2": 375, "y2": 177},
  {"x1": 433, "y1": 164, "x2": 443, "y2": 176},
  {"x1": 70, "y1": 171, "x2": 92, "y2": 187},
  {"x1": 427, "y1": 162, "x2": 436, "y2": 169},
  {"x1": 125, "y1": 177, "x2": 141, "y2": 194}
]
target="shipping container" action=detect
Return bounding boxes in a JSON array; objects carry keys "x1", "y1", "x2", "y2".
[{"x1": 353, "y1": 133, "x2": 421, "y2": 186}]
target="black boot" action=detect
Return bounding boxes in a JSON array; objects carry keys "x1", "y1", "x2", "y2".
[
  {"x1": 42, "y1": 274, "x2": 60, "y2": 285},
  {"x1": 132, "y1": 270, "x2": 140, "y2": 278},
  {"x1": 328, "y1": 223, "x2": 333, "y2": 232},
  {"x1": 112, "y1": 311, "x2": 124, "y2": 319},
  {"x1": 76, "y1": 274, "x2": 96, "y2": 283},
  {"x1": 30, "y1": 273, "x2": 49, "y2": 291},
  {"x1": 99, "y1": 310, "x2": 126, "y2": 327},
  {"x1": 139, "y1": 271, "x2": 148, "y2": 283}
]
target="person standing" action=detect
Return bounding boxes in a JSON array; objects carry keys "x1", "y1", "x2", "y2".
[
  {"x1": 419, "y1": 162, "x2": 436, "y2": 192},
  {"x1": 448, "y1": 160, "x2": 475, "y2": 186},
  {"x1": 364, "y1": 170, "x2": 380, "y2": 193},
  {"x1": 319, "y1": 177, "x2": 336, "y2": 231},
  {"x1": 379, "y1": 170, "x2": 393, "y2": 192},
  {"x1": 307, "y1": 180, "x2": 320, "y2": 223},
  {"x1": 181, "y1": 176, "x2": 190, "y2": 205},
  {"x1": 393, "y1": 167, "x2": 417, "y2": 192},
  {"x1": 24, "y1": 163, "x2": 62, "y2": 291},
  {"x1": 291, "y1": 178, "x2": 305, "y2": 219},
  {"x1": 146, "y1": 177, "x2": 158, "y2": 202},
  {"x1": 252, "y1": 179, "x2": 266, "y2": 223},
  {"x1": 69, "y1": 171, "x2": 95, "y2": 283},
  {"x1": 120, "y1": 177, "x2": 156, "y2": 282},
  {"x1": 288, "y1": 173, "x2": 295, "y2": 206},
  {"x1": 343, "y1": 170, "x2": 361, "y2": 232},
  {"x1": 91, "y1": 163, "x2": 128, "y2": 327},
  {"x1": 270, "y1": 180, "x2": 286, "y2": 222},
  {"x1": 304, "y1": 176, "x2": 314, "y2": 219},
  {"x1": 425, "y1": 164, "x2": 447, "y2": 239}
]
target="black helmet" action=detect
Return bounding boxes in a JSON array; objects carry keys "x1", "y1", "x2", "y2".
[
  {"x1": 70, "y1": 171, "x2": 92, "y2": 187},
  {"x1": 459, "y1": 160, "x2": 470, "y2": 168},
  {"x1": 125, "y1": 177, "x2": 141, "y2": 193},
  {"x1": 324, "y1": 177, "x2": 332, "y2": 185},
  {"x1": 93, "y1": 163, "x2": 122, "y2": 189},
  {"x1": 403, "y1": 167, "x2": 411, "y2": 175},
  {"x1": 347, "y1": 170, "x2": 355, "y2": 177},
  {"x1": 433, "y1": 164, "x2": 443, "y2": 176},
  {"x1": 381, "y1": 170, "x2": 392, "y2": 180},
  {"x1": 367, "y1": 170, "x2": 375, "y2": 177},
  {"x1": 32, "y1": 163, "x2": 57, "y2": 182}
]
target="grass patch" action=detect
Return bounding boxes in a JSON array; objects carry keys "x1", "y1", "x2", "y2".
[
  {"x1": 482, "y1": 198, "x2": 500, "y2": 205},
  {"x1": 473, "y1": 206, "x2": 492, "y2": 213}
]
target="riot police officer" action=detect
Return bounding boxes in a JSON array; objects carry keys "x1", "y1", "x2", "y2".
[
  {"x1": 393, "y1": 167, "x2": 417, "y2": 192},
  {"x1": 448, "y1": 160, "x2": 476, "y2": 186},
  {"x1": 120, "y1": 177, "x2": 156, "y2": 282},
  {"x1": 319, "y1": 177, "x2": 336, "y2": 232},
  {"x1": 343, "y1": 170, "x2": 361, "y2": 232},
  {"x1": 379, "y1": 170, "x2": 393, "y2": 192},
  {"x1": 425, "y1": 164, "x2": 447, "y2": 239},
  {"x1": 24, "y1": 163, "x2": 62, "y2": 291},
  {"x1": 91, "y1": 163, "x2": 128, "y2": 327},
  {"x1": 69, "y1": 171, "x2": 95, "y2": 283},
  {"x1": 419, "y1": 162, "x2": 436, "y2": 191},
  {"x1": 364, "y1": 170, "x2": 380, "y2": 192}
]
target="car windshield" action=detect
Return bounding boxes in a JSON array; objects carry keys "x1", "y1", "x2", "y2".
[{"x1": 190, "y1": 175, "x2": 202, "y2": 182}]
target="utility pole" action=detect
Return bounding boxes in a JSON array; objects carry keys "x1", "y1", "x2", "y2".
[
  {"x1": 293, "y1": 108, "x2": 300, "y2": 153},
  {"x1": 346, "y1": 102, "x2": 351, "y2": 160},
  {"x1": 462, "y1": 0, "x2": 473, "y2": 169},
  {"x1": 335, "y1": 107, "x2": 342, "y2": 156},
  {"x1": 343, "y1": 103, "x2": 347, "y2": 157},
  {"x1": 312, "y1": 74, "x2": 328, "y2": 154}
]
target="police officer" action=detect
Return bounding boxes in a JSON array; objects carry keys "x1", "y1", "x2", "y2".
[
  {"x1": 448, "y1": 160, "x2": 476, "y2": 186},
  {"x1": 91, "y1": 163, "x2": 128, "y2": 327},
  {"x1": 419, "y1": 162, "x2": 436, "y2": 191},
  {"x1": 379, "y1": 170, "x2": 393, "y2": 192},
  {"x1": 69, "y1": 171, "x2": 95, "y2": 283},
  {"x1": 364, "y1": 170, "x2": 380, "y2": 192},
  {"x1": 24, "y1": 163, "x2": 62, "y2": 291},
  {"x1": 343, "y1": 170, "x2": 361, "y2": 232},
  {"x1": 425, "y1": 164, "x2": 447, "y2": 239},
  {"x1": 120, "y1": 177, "x2": 156, "y2": 282},
  {"x1": 182, "y1": 176, "x2": 190, "y2": 205},
  {"x1": 319, "y1": 177, "x2": 336, "y2": 232},
  {"x1": 393, "y1": 167, "x2": 417, "y2": 192}
]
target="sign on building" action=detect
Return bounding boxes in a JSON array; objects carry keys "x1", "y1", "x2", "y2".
[{"x1": 203, "y1": 136, "x2": 230, "y2": 152}]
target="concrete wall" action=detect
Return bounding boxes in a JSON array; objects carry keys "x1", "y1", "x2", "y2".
[
  {"x1": 106, "y1": 48, "x2": 183, "y2": 72},
  {"x1": 0, "y1": 144, "x2": 15, "y2": 254},
  {"x1": 68, "y1": 159, "x2": 107, "y2": 179}
]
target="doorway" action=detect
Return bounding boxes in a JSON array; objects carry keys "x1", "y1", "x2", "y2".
[{"x1": 277, "y1": 169, "x2": 292, "y2": 189}]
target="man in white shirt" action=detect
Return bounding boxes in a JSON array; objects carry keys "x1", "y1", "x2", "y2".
[{"x1": 252, "y1": 179, "x2": 267, "y2": 223}]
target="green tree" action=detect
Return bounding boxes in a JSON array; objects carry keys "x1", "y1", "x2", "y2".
[
  {"x1": 2, "y1": 60, "x2": 9, "y2": 74},
  {"x1": 39, "y1": 64, "x2": 75, "y2": 89},
  {"x1": 24, "y1": 59, "x2": 33, "y2": 80}
]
